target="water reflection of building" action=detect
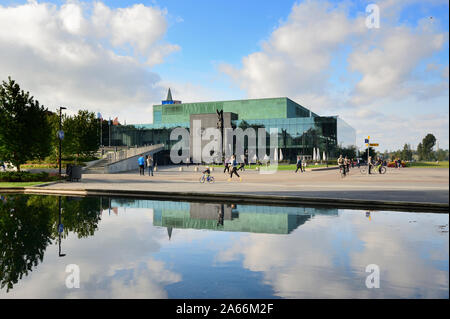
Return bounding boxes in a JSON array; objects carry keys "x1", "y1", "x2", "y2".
[{"x1": 110, "y1": 199, "x2": 338, "y2": 235}]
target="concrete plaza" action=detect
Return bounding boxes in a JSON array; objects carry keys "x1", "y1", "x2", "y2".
[{"x1": 37, "y1": 166, "x2": 449, "y2": 209}]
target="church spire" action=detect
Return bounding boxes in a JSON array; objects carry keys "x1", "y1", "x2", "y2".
[{"x1": 166, "y1": 88, "x2": 173, "y2": 101}]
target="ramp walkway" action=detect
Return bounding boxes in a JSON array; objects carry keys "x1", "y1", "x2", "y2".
[{"x1": 84, "y1": 144, "x2": 164, "y2": 174}]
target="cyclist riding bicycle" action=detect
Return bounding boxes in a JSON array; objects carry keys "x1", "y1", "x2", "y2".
[
  {"x1": 375, "y1": 157, "x2": 383, "y2": 174},
  {"x1": 202, "y1": 166, "x2": 212, "y2": 181},
  {"x1": 344, "y1": 156, "x2": 350, "y2": 173}
]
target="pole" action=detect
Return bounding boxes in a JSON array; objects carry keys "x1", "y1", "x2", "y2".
[
  {"x1": 58, "y1": 107, "x2": 66, "y2": 176},
  {"x1": 367, "y1": 136, "x2": 370, "y2": 173},
  {"x1": 58, "y1": 106, "x2": 66, "y2": 177},
  {"x1": 109, "y1": 118, "x2": 111, "y2": 147},
  {"x1": 58, "y1": 196, "x2": 66, "y2": 257},
  {"x1": 59, "y1": 109, "x2": 62, "y2": 176},
  {"x1": 100, "y1": 118, "x2": 102, "y2": 147}
]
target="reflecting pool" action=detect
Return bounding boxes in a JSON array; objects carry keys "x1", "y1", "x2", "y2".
[{"x1": 0, "y1": 194, "x2": 448, "y2": 298}]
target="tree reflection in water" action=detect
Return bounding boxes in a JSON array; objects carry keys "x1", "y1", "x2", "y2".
[{"x1": 0, "y1": 194, "x2": 103, "y2": 292}]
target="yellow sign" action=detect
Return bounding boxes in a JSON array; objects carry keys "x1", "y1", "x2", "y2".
[
  {"x1": 369, "y1": 143, "x2": 379, "y2": 147},
  {"x1": 368, "y1": 136, "x2": 370, "y2": 139}
]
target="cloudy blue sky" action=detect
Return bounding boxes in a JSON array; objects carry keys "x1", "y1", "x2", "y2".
[{"x1": 0, "y1": 0, "x2": 448, "y2": 150}]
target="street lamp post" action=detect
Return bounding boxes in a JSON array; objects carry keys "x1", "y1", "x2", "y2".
[
  {"x1": 58, "y1": 196, "x2": 66, "y2": 257},
  {"x1": 58, "y1": 107, "x2": 67, "y2": 176},
  {"x1": 109, "y1": 118, "x2": 111, "y2": 147},
  {"x1": 97, "y1": 113, "x2": 103, "y2": 155}
]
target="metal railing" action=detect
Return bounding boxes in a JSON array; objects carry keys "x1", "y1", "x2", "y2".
[{"x1": 106, "y1": 144, "x2": 164, "y2": 164}]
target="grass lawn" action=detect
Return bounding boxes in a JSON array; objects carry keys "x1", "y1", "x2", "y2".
[
  {"x1": 407, "y1": 161, "x2": 449, "y2": 168},
  {"x1": 0, "y1": 181, "x2": 48, "y2": 188}
]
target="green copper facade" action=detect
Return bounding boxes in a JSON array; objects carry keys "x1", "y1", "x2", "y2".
[
  {"x1": 111, "y1": 96, "x2": 355, "y2": 163},
  {"x1": 110, "y1": 199, "x2": 338, "y2": 235},
  {"x1": 153, "y1": 97, "x2": 315, "y2": 125}
]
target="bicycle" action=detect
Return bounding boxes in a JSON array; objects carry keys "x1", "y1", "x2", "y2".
[
  {"x1": 360, "y1": 164, "x2": 386, "y2": 174},
  {"x1": 199, "y1": 174, "x2": 215, "y2": 183},
  {"x1": 360, "y1": 165, "x2": 368, "y2": 174},
  {"x1": 375, "y1": 163, "x2": 386, "y2": 174}
]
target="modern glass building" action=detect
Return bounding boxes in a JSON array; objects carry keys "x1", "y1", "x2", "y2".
[
  {"x1": 109, "y1": 199, "x2": 338, "y2": 235},
  {"x1": 111, "y1": 93, "x2": 356, "y2": 164}
]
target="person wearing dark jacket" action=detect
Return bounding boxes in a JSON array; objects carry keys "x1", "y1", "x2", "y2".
[
  {"x1": 224, "y1": 158, "x2": 230, "y2": 173},
  {"x1": 228, "y1": 155, "x2": 241, "y2": 181},
  {"x1": 295, "y1": 156, "x2": 304, "y2": 173}
]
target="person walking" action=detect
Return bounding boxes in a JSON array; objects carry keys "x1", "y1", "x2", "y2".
[
  {"x1": 295, "y1": 156, "x2": 303, "y2": 173},
  {"x1": 146, "y1": 155, "x2": 154, "y2": 176},
  {"x1": 337, "y1": 155, "x2": 346, "y2": 176},
  {"x1": 224, "y1": 157, "x2": 230, "y2": 174},
  {"x1": 368, "y1": 156, "x2": 373, "y2": 174},
  {"x1": 228, "y1": 155, "x2": 241, "y2": 181},
  {"x1": 138, "y1": 155, "x2": 145, "y2": 175}
]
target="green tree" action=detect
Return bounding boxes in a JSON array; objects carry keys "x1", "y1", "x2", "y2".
[
  {"x1": 0, "y1": 194, "x2": 54, "y2": 292},
  {"x1": 360, "y1": 147, "x2": 377, "y2": 160},
  {"x1": 401, "y1": 143, "x2": 413, "y2": 161},
  {"x1": 62, "y1": 110, "x2": 100, "y2": 158},
  {"x1": 47, "y1": 112, "x2": 62, "y2": 161},
  {"x1": 336, "y1": 145, "x2": 357, "y2": 159},
  {"x1": 418, "y1": 134, "x2": 436, "y2": 161},
  {"x1": 417, "y1": 143, "x2": 423, "y2": 160},
  {"x1": 0, "y1": 77, "x2": 52, "y2": 171},
  {"x1": 435, "y1": 149, "x2": 449, "y2": 161},
  {"x1": 0, "y1": 194, "x2": 103, "y2": 292}
]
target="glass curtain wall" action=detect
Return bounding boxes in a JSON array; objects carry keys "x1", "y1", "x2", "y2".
[{"x1": 110, "y1": 116, "x2": 349, "y2": 163}]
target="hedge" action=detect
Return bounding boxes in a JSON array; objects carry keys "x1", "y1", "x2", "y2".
[{"x1": 0, "y1": 171, "x2": 62, "y2": 182}]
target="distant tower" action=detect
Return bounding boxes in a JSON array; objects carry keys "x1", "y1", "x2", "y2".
[
  {"x1": 167, "y1": 227, "x2": 173, "y2": 240},
  {"x1": 166, "y1": 88, "x2": 173, "y2": 102},
  {"x1": 162, "y1": 88, "x2": 181, "y2": 105}
]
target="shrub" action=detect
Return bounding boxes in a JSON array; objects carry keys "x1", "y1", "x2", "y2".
[{"x1": 0, "y1": 171, "x2": 61, "y2": 182}]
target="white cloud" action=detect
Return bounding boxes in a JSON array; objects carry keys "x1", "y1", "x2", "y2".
[
  {"x1": 220, "y1": 0, "x2": 366, "y2": 112},
  {"x1": 0, "y1": 208, "x2": 182, "y2": 299},
  {"x1": 221, "y1": 0, "x2": 449, "y2": 150},
  {"x1": 215, "y1": 211, "x2": 448, "y2": 298},
  {"x1": 349, "y1": 23, "x2": 446, "y2": 105},
  {"x1": 91, "y1": 1, "x2": 180, "y2": 62},
  {"x1": 340, "y1": 103, "x2": 449, "y2": 151},
  {"x1": 0, "y1": 1, "x2": 179, "y2": 124}
]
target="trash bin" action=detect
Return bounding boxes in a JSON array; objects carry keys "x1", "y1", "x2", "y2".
[
  {"x1": 66, "y1": 164, "x2": 82, "y2": 182},
  {"x1": 71, "y1": 165, "x2": 82, "y2": 181}
]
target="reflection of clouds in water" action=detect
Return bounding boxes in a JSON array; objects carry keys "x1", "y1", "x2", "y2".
[
  {"x1": 161, "y1": 227, "x2": 215, "y2": 244},
  {"x1": 216, "y1": 211, "x2": 449, "y2": 298},
  {"x1": 68, "y1": 258, "x2": 182, "y2": 299},
  {"x1": 349, "y1": 211, "x2": 449, "y2": 298},
  {"x1": 1, "y1": 208, "x2": 181, "y2": 298}
]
